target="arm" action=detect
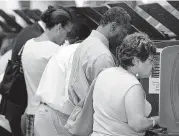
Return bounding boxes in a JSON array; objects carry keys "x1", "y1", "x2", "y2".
[
  {"x1": 85, "y1": 54, "x2": 115, "y2": 83},
  {"x1": 125, "y1": 84, "x2": 159, "y2": 133}
]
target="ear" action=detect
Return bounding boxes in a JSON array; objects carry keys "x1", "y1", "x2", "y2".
[
  {"x1": 57, "y1": 23, "x2": 62, "y2": 30},
  {"x1": 56, "y1": 24, "x2": 62, "y2": 34},
  {"x1": 132, "y1": 57, "x2": 140, "y2": 67},
  {"x1": 110, "y1": 22, "x2": 119, "y2": 32}
]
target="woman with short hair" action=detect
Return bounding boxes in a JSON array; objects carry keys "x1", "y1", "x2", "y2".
[{"x1": 91, "y1": 33, "x2": 159, "y2": 136}]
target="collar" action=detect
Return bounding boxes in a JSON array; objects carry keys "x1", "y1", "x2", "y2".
[
  {"x1": 38, "y1": 21, "x2": 46, "y2": 32},
  {"x1": 90, "y1": 30, "x2": 109, "y2": 48}
]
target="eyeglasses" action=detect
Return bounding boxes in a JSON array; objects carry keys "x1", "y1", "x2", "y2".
[{"x1": 148, "y1": 57, "x2": 155, "y2": 64}]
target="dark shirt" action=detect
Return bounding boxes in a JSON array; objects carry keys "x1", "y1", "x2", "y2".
[{"x1": 11, "y1": 22, "x2": 44, "y2": 62}]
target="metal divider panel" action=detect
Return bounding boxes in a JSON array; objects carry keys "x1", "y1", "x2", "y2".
[
  {"x1": 140, "y1": 3, "x2": 179, "y2": 37},
  {"x1": 0, "y1": 20, "x2": 13, "y2": 32},
  {"x1": 0, "y1": 9, "x2": 22, "y2": 32},
  {"x1": 77, "y1": 7, "x2": 102, "y2": 24},
  {"x1": 168, "y1": 1, "x2": 179, "y2": 12},
  {"x1": 106, "y1": 2, "x2": 166, "y2": 40},
  {"x1": 14, "y1": 10, "x2": 33, "y2": 25},
  {"x1": 74, "y1": 7, "x2": 98, "y2": 29},
  {"x1": 92, "y1": 6, "x2": 108, "y2": 15},
  {"x1": 23, "y1": 9, "x2": 42, "y2": 22}
]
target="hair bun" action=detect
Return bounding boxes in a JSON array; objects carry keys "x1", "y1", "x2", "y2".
[
  {"x1": 41, "y1": 5, "x2": 71, "y2": 29},
  {"x1": 48, "y1": 5, "x2": 55, "y2": 12},
  {"x1": 42, "y1": 5, "x2": 56, "y2": 23}
]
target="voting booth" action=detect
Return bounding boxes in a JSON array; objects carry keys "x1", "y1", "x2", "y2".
[{"x1": 158, "y1": 45, "x2": 179, "y2": 135}]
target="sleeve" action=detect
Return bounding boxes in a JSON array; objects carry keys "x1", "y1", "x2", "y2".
[
  {"x1": 35, "y1": 58, "x2": 66, "y2": 106},
  {"x1": 11, "y1": 25, "x2": 43, "y2": 61},
  {"x1": 85, "y1": 54, "x2": 115, "y2": 83}
]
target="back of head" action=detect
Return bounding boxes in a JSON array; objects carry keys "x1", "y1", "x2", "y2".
[
  {"x1": 67, "y1": 23, "x2": 91, "y2": 44},
  {"x1": 40, "y1": 5, "x2": 72, "y2": 29},
  {"x1": 99, "y1": 7, "x2": 131, "y2": 30}
]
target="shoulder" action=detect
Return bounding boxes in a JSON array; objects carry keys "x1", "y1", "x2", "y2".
[
  {"x1": 15, "y1": 24, "x2": 43, "y2": 43},
  {"x1": 111, "y1": 67, "x2": 140, "y2": 86},
  {"x1": 19, "y1": 23, "x2": 39, "y2": 34}
]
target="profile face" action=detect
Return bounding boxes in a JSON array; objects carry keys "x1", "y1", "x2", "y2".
[
  {"x1": 138, "y1": 56, "x2": 154, "y2": 78},
  {"x1": 56, "y1": 21, "x2": 73, "y2": 45}
]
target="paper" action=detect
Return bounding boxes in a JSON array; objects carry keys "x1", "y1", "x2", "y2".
[{"x1": 149, "y1": 48, "x2": 163, "y2": 94}]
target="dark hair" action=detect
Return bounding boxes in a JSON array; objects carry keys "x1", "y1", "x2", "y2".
[
  {"x1": 40, "y1": 5, "x2": 72, "y2": 29},
  {"x1": 99, "y1": 7, "x2": 131, "y2": 30},
  {"x1": 116, "y1": 32, "x2": 156, "y2": 69},
  {"x1": 67, "y1": 23, "x2": 91, "y2": 42}
]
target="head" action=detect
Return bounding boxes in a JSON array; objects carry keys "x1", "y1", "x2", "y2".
[
  {"x1": 40, "y1": 5, "x2": 73, "y2": 45},
  {"x1": 66, "y1": 23, "x2": 91, "y2": 44},
  {"x1": 98, "y1": 7, "x2": 131, "y2": 47},
  {"x1": 116, "y1": 32, "x2": 156, "y2": 78}
]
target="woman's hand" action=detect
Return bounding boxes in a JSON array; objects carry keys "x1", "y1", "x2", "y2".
[{"x1": 150, "y1": 116, "x2": 159, "y2": 127}]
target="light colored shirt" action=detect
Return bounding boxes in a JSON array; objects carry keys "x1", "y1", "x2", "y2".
[
  {"x1": 92, "y1": 67, "x2": 152, "y2": 136},
  {"x1": 68, "y1": 30, "x2": 115, "y2": 105},
  {"x1": 35, "y1": 44, "x2": 79, "y2": 115},
  {"x1": 22, "y1": 39, "x2": 59, "y2": 114}
]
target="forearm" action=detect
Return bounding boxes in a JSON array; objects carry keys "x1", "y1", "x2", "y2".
[{"x1": 129, "y1": 116, "x2": 157, "y2": 133}]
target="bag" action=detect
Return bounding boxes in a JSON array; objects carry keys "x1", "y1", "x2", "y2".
[
  {"x1": 0, "y1": 46, "x2": 27, "y2": 120},
  {"x1": 64, "y1": 79, "x2": 96, "y2": 136}
]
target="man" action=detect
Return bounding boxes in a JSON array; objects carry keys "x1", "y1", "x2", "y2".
[{"x1": 68, "y1": 7, "x2": 131, "y2": 105}]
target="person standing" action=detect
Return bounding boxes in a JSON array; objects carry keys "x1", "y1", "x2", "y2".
[
  {"x1": 68, "y1": 7, "x2": 131, "y2": 105},
  {"x1": 34, "y1": 23, "x2": 90, "y2": 136},
  {"x1": 21, "y1": 6, "x2": 73, "y2": 136},
  {"x1": 91, "y1": 33, "x2": 159, "y2": 136}
]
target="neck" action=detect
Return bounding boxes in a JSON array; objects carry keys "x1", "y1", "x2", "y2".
[
  {"x1": 35, "y1": 31, "x2": 52, "y2": 42},
  {"x1": 96, "y1": 25, "x2": 109, "y2": 40},
  {"x1": 127, "y1": 66, "x2": 137, "y2": 76}
]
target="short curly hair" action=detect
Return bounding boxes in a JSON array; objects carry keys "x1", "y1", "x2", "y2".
[
  {"x1": 116, "y1": 32, "x2": 156, "y2": 69},
  {"x1": 99, "y1": 7, "x2": 131, "y2": 30},
  {"x1": 40, "y1": 5, "x2": 71, "y2": 29}
]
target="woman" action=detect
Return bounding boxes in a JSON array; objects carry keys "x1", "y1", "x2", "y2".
[
  {"x1": 91, "y1": 33, "x2": 159, "y2": 136},
  {"x1": 21, "y1": 6, "x2": 73, "y2": 136},
  {"x1": 34, "y1": 23, "x2": 90, "y2": 136}
]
